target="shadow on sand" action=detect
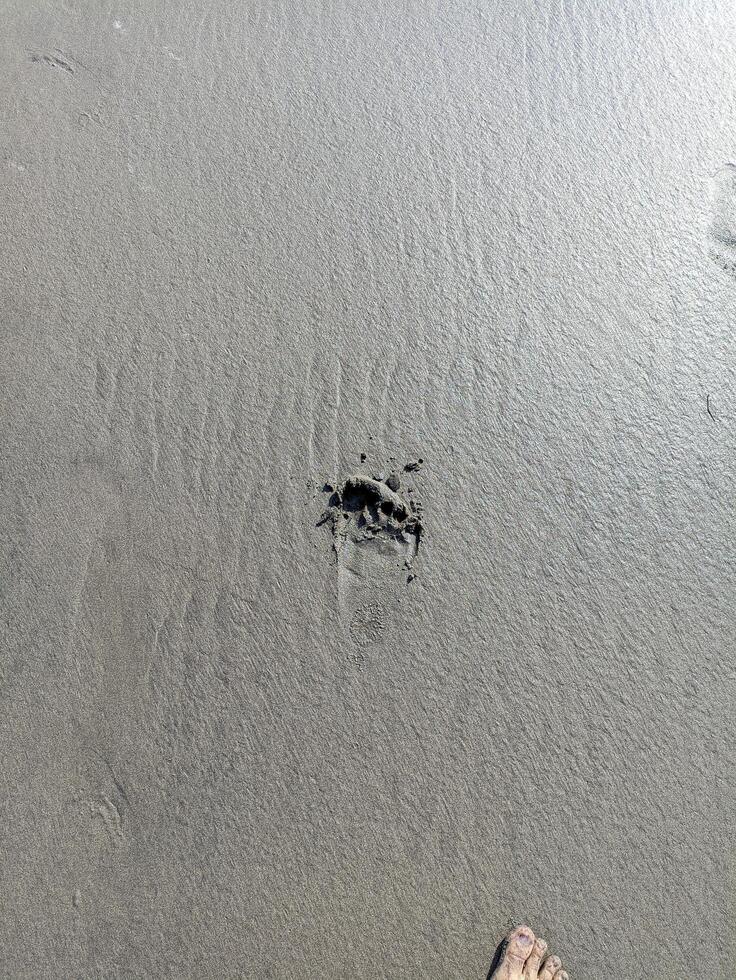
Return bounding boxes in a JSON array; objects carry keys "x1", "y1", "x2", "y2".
[{"x1": 485, "y1": 936, "x2": 506, "y2": 980}]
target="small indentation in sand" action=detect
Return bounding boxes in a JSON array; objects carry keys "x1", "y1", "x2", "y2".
[{"x1": 83, "y1": 794, "x2": 124, "y2": 847}]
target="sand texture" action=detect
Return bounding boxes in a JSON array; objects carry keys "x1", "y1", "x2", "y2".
[{"x1": 1, "y1": 2, "x2": 735, "y2": 977}]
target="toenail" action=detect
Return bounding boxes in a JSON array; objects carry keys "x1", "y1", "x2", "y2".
[
  {"x1": 517, "y1": 931, "x2": 534, "y2": 947},
  {"x1": 536, "y1": 939, "x2": 548, "y2": 952}
]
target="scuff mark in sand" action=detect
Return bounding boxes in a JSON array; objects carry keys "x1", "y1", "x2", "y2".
[{"x1": 29, "y1": 50, "x2": 76, "y2": 74}]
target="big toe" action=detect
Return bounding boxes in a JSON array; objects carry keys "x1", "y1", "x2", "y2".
[{"x1": 491, "y1": 926, "x2": 536, "y2": 979}]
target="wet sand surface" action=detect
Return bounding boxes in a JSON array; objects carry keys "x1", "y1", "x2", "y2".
[{"x1": 1, "y1": 2, "x2": 735, "y2": 978}]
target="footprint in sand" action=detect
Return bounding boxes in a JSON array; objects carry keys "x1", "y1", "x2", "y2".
[{"x1": 319, "y1": 470, "x2": 423, "y2": 653}]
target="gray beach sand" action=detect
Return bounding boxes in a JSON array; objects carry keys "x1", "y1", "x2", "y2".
[{"x1": 1, "y1": 2, "x2": 735, "y2": 977}]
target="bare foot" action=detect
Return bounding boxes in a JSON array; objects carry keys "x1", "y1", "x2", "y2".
[{"x1": 490, "y1": 926, "x2": 568, "y2": 980}]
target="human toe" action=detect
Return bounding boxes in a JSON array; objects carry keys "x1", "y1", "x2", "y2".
[
  {"x1": 538, "y1": 955, "x2": 562, "y2": 979},
  {"x1": 492, "y1": 925, "x2": 536, "y2": 978},
  {"x1": 522, "y1": 937, "x2": 548, "y2": 979}
]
